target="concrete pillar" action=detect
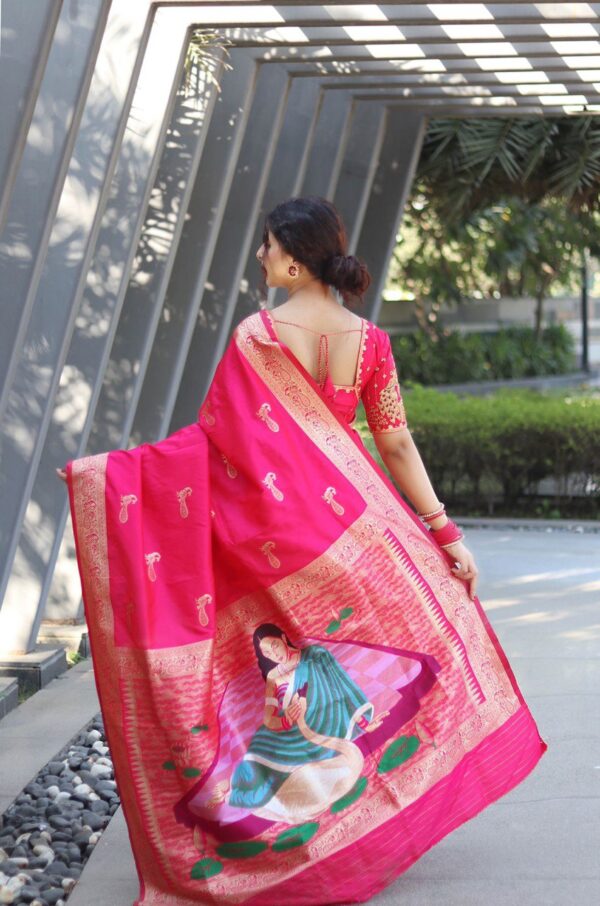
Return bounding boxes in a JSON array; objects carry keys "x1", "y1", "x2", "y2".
[
  {"x1": 0, "y1": 0, "x2": 62, "y2": 233},
  {"x1": 130, "y1": 49, "x2": 260, "y2": 444},
  {"x1": 0, "y1": 5, "x2": 192, "y2": 653},
  {"x1": 169, "y1": 60, "x2": 292, "y2": 431},
  {"x1": 228, "y1": 76, "x2": 324, "y2": 329},
  {"x1": 0, "y1": 0, "x2": 112, "y2": 418},
  {"x1": 87, "y1": 53, "x2": 225, "y2": 455},
  {"x1": 301, "y1": 89, "x2": 355, "y2": 199},
  {"x1": 332, "y1": 101, "x2": 387, "y2": 255},
  {"x1": 356, "y1": 108, "x2": 427, "y2": 323}
]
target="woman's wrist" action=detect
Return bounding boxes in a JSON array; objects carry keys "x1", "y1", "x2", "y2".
[
  {"x1": 415, "y1": 500, "x2": 464, "y2": 550},
  {"x1": 427, "y1": 513, "x2": 448, "y2": 530},
  {"x1": 416, "y1": 501, "x2": 448, "y2": 530},
  {"x1": 429, "y1": 517, "x2": 464, "y2": 549}
]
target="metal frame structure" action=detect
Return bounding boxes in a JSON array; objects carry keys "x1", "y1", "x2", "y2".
[{"x1": 1, "y1": 1, "x2": 599, "y2": 653}]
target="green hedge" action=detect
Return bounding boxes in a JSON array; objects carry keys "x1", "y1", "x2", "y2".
[
  {"x1": 390, "y1": 324, "x2": 577, "y2": 385},
  {"x1": 357, "y1": 387, "x2": 599, "y2": 519}
]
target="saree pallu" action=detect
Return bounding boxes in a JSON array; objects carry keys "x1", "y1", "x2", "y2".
[{"x1": 67, "y1": 311, "x2": 548, "y2": 905}]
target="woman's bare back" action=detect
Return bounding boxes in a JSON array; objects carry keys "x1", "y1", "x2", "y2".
[{"x1": 266, "y1": 303, "x2": 365, "y2": 388}]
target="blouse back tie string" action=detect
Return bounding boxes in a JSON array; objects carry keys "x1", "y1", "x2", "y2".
[{"x1": 271, "y1": 317, "x2": 363, "y2": 389}]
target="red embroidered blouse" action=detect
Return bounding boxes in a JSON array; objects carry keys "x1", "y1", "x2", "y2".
[
  {"x1": 359, "y1": 327, "x2": 408, "y2": 435},
  {"x1": 262, "y1": 310, "x2": 407, "y2": 434}
]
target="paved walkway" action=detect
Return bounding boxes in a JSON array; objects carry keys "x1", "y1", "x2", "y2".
[
  {"x1": 0, "y1": 659, "x2": 99, "y2": 815},
  {"x1": 11, "y1": 526, "x2": 600, "y2": 906}
]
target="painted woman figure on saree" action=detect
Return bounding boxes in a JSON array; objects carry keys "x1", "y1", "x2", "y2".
[{"x1": 174, "y1": 622, "x2": 443, "y2": 838}]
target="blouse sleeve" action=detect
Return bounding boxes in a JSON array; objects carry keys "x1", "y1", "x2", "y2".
[{"x1": 361, "y1": 330, "x2": 408, "y2": 434}]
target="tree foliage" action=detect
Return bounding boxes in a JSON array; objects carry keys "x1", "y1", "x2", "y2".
[
  {"x1": 418, "y1": 116, "x2": 600, "y2": 221},
  {"x1": 390, "y1": 116, "x2": 600, "y2": 335}
]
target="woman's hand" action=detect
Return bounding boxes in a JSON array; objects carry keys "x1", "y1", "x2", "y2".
[
  {"x1": 285, "y1": 692, "x2": 307, "y2": 724},
  {"x1": 443, "y1": 539, "x2": 479, "y2": 600},
  {"x1": 364, "y1": 709, "x2": 390, "y2": 733},
  {"x1": 55, "y1": 467, "x2": 67, "y2": 483}
]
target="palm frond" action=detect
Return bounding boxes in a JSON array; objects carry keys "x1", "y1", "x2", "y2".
[{"x1": 417, "y1": 115, "x2": 600, "y2": 219}]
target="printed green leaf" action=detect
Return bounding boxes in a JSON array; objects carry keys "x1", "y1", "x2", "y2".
[
  {"x1": 190, "y1": 857, "x2": 223, "y2": 879},
  {"x1": 216, "y1": 840, "x2": 268, "y2": 859},
  {"x1": 325, "y1": 620, "x2": 341, "y2": 635},
  {"x1": 339, "y1": 607, "x2": 353, "y2": 620},
  {"x1": 330, "y1": 776, "x2": 368, "y2": 813},
  {"x1": 377, "y1": 735, "x2": 420, "y2": 774},
  {"x1": 272, "y1": 822, "x2": 320, "y2": 852},
  {"x1": 183, "y1": 767, "x2": 202, "y2": 778},
  {"x1": 190, "y1": 724, "x2": 209, "y2": 734},
  {"x1": 162, "y1": 760, "x2": 176, "y2": 770}
]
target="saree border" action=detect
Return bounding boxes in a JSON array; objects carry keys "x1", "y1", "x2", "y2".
[{"x1": 67, "y1": 455, "x2": 183, "y2": 899}]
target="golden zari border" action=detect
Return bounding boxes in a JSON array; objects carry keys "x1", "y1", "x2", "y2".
[{"x1": 70, "y1": 454, "x2": 181, "y2": 894}]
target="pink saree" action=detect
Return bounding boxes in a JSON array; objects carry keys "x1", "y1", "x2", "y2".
[{"x1": 67, "y1": 309, "x2": 548, "y2": 905}]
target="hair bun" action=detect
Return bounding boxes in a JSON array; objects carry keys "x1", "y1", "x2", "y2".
[{"x1": 321, "y1": 253, "x2": 371, "y2": 302}]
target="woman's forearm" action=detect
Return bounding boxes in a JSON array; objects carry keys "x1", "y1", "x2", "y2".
[{"x1": 379, "y1": 434, "x2": 448, "y2": 529}]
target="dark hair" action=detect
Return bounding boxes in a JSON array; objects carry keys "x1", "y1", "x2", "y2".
[
  {"x1": 262, "y1": 196, "x2": 371, "y2": 305},
  {"x1": 252, "y1": 622, "x2": 301, "y2": 681}
]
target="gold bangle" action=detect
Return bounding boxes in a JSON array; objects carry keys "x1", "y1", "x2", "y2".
[{"x1": 418, "y1": 504, "x2": 445, "y2": 520}]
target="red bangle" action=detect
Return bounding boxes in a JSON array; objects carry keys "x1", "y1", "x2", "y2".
[{"x1": 429, "y1": 517, "x2": 463, "y2": 547}]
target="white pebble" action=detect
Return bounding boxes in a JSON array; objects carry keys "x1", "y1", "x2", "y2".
[
  {"x1": 88, "y1": 832, "x2": 100, "y2": 845},
  {"x1": 74, "y1": 783, "x2": 93, "y2": 796},
  {"x1": 86, "y1": 730, "x2": 101, "y2": 742},
  {"x1": 32, "y1": 844, "x2": 54, "y2": 864},
  {"x1": 90, "y1": 763, "x2": 111, "y2": 778},
  {"x1": 5, "y1": 875, "x2": 26, "y2": 893},
  {"x1": 55, "y1": 791, "x2": 71, "y2": 803},
  {"x1": 46, "y1": 785, "x2": 60, "y2": 799},
  {"x1": 0, "y1": 888, "x2": 15, "y2": 904},
  {"x1": 61, "y1": 878, "x2": 77, "y2": 892}
]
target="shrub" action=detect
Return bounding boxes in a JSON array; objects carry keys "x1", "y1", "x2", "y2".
[
  {"x1": 357, "y1": 386, "x2": 599, "y2": 518},
  {"x1": 390, "y1": 324, "x2": 577, "y2": 384}
]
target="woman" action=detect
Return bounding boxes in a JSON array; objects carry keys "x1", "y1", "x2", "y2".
[
  {"x1": 58, "y1": 196, "x2": 547, "y2": 905},
  {"x1": 173, "y1": 623, "x2": 441, "y2": 835}
]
